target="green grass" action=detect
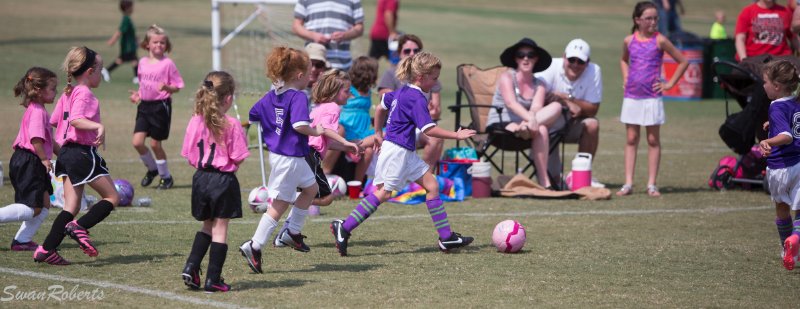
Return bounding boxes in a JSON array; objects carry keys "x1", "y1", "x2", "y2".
[{"x1": 1, "y1": 0, "x2": 798, "y2": 307}]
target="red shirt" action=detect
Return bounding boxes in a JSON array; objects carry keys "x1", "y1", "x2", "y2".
[
  {"x1": 369, "y1": 0, "x2": 398, "y2": 40},
  {"x1": 735, "y1": 2, "x2": 793, "y2": 61}
]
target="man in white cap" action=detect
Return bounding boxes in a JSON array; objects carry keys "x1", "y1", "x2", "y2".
[{"x1": 536, "y1": 38, "x2": 604, "y2": 188}]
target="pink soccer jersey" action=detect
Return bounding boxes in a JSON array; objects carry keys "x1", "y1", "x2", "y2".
[
  {"x1": 181, "y1": 114, "x2": 249, "y2": 172},
  {"x1": 137, "y1": 57, "x2": 184, "y2": 101},
  {"x1": 49, "y1": 85, "x2": 101, "y2": 146},
  {"x1": 12, "y1": 103, "x2": 53, "y2": 160},
  {"x1": 308, "y1": 102, "x2": 341, "y2": 156}
]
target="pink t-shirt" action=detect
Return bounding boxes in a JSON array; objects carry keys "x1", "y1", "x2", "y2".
[
  {"x1": 12, "y1": 103, "x2": 53, "y2": 160},
  {"x1": 50, "y1": 85, "x2": 101, "y2": 146},
  {"x1": 308, "y1": 102, "x2": 341, "y2": 157},
  {"x1": 181, "y1": 114, "x2": 249, "y2": 172},
  {"x1": 137, "y1": 57, "x2": 184, "y2": 101}
]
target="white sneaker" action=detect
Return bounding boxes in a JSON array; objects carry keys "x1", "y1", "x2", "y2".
[
  {"x1": 591, "y1": 177, "x2": 606, "y2": 188},
  {"x1": 101, "y1": 68, "x2": 110, "y2": 82},
  {"x1": 132, "y1": 77, "x2": 139, "y2": 84}
]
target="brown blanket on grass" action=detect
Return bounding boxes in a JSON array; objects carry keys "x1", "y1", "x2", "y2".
[{"x1": 497, "y1": 174, "x2": 611, "y2": 200}]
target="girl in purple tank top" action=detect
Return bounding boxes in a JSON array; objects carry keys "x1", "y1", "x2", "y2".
[{"x1": 617, "y1": 1, "x2": 688, "y2": 197}]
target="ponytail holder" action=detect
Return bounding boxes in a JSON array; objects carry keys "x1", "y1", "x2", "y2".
[{"x1": 203, "y1": 80, "x2": 214, "y2": 90}]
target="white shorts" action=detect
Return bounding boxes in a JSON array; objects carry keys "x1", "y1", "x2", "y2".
[
  {"x1": 768, "y1": 164, "x2": 800, "y2": 210},
  {"x1": 267, "y1": 152, "x2": 316, "y2": 203},
  {"x1": 620, "y1": 97, "x2": 665, "y2": 126},
  {"x1": 374, "y1": 141, "x2": 429, "y2": 192}
]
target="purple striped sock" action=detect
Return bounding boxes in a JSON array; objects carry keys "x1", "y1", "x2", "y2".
[
  {"x1": 793, "y1": 219, "x2": 800, "y2": 237},
  {"x1": 426, "y1": 198, "x2": 451, "y2": 240},
  {"x1": 777, "y1": 218, "x2": 793, "y2": 243},
  {"x1": 342, "y1": 194, "x2": 381, "y2": 232}
]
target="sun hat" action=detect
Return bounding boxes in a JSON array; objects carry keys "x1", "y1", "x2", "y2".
[
  {"x1": 305, "y1": 43, "x2": 330, "y2": 68},
  {"x1": 499, "y1": 37, "x2": 552, "y2": 73}
]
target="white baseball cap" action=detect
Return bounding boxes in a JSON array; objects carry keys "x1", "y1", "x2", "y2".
[
  {"x1": 305, "y1": 43, "x2": 330, "y2": 68},
  {"x1": 565, "y1": 39, "x2": 591, "y2": 62}
]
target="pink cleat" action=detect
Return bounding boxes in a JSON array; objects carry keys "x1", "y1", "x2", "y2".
[
  {"x1": 784, "y1": 234, "x2": 799, "y2": 270},
  {"x1": 11, "y1": 240, "x2": 39, "y2": 251},
  {"x1": 65, "y1": 221, "x2": 98, "y2": 257},
  {"x1": 33, "y1": 246, "x2": 71, "y2": 265}
]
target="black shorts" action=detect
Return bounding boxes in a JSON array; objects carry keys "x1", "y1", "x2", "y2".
[
  {"x1": 119, "y1": 52, "x2": 138, "y2": 62},
  {"x1": 369, "y1": 39, "x2": 390, "y2": 60},
  {"x1": 134, "y1": 98, "x2": 172, "y2": 141},
  {"x1": 55, "y1": 143, "x2": 110, "y2": 186},
  {"x1": 9, "y1": 148, "x2": 53, "y2": 208},
  {"x1": 191, "y1": 169, "x2": 242, "y2": 221},
  {"x1": 305, "y1": 149, "x2": 331, "y2": 198}
]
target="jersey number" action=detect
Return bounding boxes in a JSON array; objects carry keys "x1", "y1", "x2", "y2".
[{"x1": 195, "y1": 139, "x2": 217, "y2": 169}]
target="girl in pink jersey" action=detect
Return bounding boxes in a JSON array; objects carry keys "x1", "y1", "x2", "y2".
[
  {"x1": 129, "y1": 25, "x2": 184, "y2": 190},
  {"x1": 180, "y1": 71, "x2": 249, "y2": 292},
  {"x1": 0, "y1": 67, "x2": 57, "y2": 252},
  {"x1": 617, "y1": 1, "x2": 687, "y2": 197},
  {"x1": 35, "y1": 47, "x2": 120, "y2": 265}
]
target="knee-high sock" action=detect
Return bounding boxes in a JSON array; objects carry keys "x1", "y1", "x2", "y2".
[
  {"x1": 42, "y1": 211, "x2": 75, "y2": 251},
  {"x1": 778, "y1": 218, "x2": 794, "y2": 244},
  {"x1": 14, "y1": 208, "x2": 49, "y2": 243},
  {"x1": 156, "y1": 159, "x2": 171, "y2": 179},
  {"x1": 251, "y1": 213, "x2": 278, "y2": 250},
  {"x1": 0, "y1": 203, "x2": 34, "y2": 223},
  {"x1": 207, "y1": 242, "x2": 228, "y2": 283},
  {"x1": 106, "y1": 62, "x2": 119, "y2": 72},
  {"x1": 286, "y1": 207, "x2": 308, "y2": 234},
  {"x1": 140, "y1": 153, "x2": 157, "y2": 171},
  {"x1": 132, "y1": 65, "x2": 138, "y2": 78},
  {"x1": 426, "y1": 198, "x2": 452, "y2": 240},
  {"x1": 186, "y1": 231, "x2": 212, "y2": 266},
  {"x1": 76, "y1": 200, "x2": 114, "y2": 229},
  {"x1": 342, "y1": 194, "x2": 381, "y2": 232}
]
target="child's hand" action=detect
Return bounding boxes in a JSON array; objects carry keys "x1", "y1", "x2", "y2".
[
  {"x1": 158, "y1": 83, "x2": 168, "y2": 92},
  {"x1": 128, "y1": 90, "x2": 140, "y2": 104},
  {"x1": 344, "y1": 141, "x2": 360, "y2": 154},
  {"x1": 759, "y1": 140, "x2": 772, "y2": 157},
  {"x1": 763, "y1": 121, "x2": 770, "y2": 131},
  {"x1": 653, "y1": 80, "x2": 673, "y2": 93},
  {"x1": 455, "y1": 128, "x2": 476, "y2": 140},
  {"x1": 314, "y1": 124, "x2": 324, "y2": 136},
  {"x1": 41, "y1": 159, "x2": 52, "y2": 173},
  {"x1": 95, "y1": 124, "x2": 106, "y2": 147},
  {"x1": 373, "y1": 132, "x2": 384, "y2": 153}
]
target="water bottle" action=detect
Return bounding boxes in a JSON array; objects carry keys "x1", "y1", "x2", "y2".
[
  {"x1": 570, "y1": 153, "x2": 593, "y2": 191},
  {"x1": 134, "y1": 197, "x2": 152, "y2": 207}
]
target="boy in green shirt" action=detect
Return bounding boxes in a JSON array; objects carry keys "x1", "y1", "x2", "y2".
[{"x1": 104, "y1": 0, "x2": 138, "y2": 83}]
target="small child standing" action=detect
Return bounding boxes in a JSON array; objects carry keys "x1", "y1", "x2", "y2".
[
  {"x1": 709, "y1": 10, "x2": 727, "y2": 40},
  {"x1": 617, "y1": 1, "x2": 688, "y2": 197},
  {"x1": 330, "y1": 51, "x2": 476, "y2": 256},
  {"x1": 757, "y1": 60, "x2": 800, "y2": 270},
  {"x1": 180, "y1": 71, "x2": 249, "y2": 292},
  {"x1": 104, "y1": 0, "x2": 138, "y2": 83},
  {"x1": 0, "y1": 68, "x2": 58, "y2": 251},
  {"x1": 129, "y1": 25, "x2": 184, "y2": 189},
  {"x1": 35, "y1": 47, "x2": 120, "y2": 265},
  {"x1": 239, "y1": 47, "x2": 322, "y2": 274}
]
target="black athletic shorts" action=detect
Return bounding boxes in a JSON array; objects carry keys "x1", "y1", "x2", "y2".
[
  {"x1": 191, "y1": 169, "x2": 243, "y2": 221},
  {"x1": 134, "y1": 98, "x2": 172, "y2": 141},
  {"x1": 9, "y1": 148, "x2": 52, "y2": 208},
  {"x1": 55, "y1": 143, "x2": 110, "y2": 186},
  {"x1": 119, "y1": 52, "x2": 138, "y2": 62},
  {"x1": 304, "y1": 149, "x2": 332, "y2": 198},
  {"x1": 369, "y1": 39, "x2": 390, "y2": 60}
]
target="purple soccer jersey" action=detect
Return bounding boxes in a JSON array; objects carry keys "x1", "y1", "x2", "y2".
[
  {"x1": 249, "y1": 88, "x2": 311, "y2": 157},
  {"x1": 767, "y1": 96, "x2": 800, "y2": 169},
  {"x1": 380, "y1": 85, "x2": 435, "y2": 151}
]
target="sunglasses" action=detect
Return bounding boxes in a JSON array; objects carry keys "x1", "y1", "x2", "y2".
[
  {"x1": 311, "y1": 60, "x2": 326, "y2": 69},
  {"x1": 567, "y1": 57, "x2": 587, "y2": 65},
  {"x1": 402, "y1": 48, "x2": 421, "y2": 55},
  {"x1": 515, "y1": 51, "x2": 537, "y2": 59}
]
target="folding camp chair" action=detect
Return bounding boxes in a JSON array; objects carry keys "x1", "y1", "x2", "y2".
[{"x1": 447, "y1": 64, "x2": 567, "y2": 188}]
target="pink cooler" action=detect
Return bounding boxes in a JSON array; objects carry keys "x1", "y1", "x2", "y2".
[{"x1": 570, "y1": 153, "x2": 592, "y2": 191}]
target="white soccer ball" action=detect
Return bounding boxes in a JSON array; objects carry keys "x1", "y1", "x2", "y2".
[
  {"x1": 248, "y1": 186, "x2": 271, "y2": 213},
  {"x1": 326, "y1": 174, "x2": 347, "y2": 198}
]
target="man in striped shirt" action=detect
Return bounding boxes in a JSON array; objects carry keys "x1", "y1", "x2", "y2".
[{"x1": 293, "y1": 0, "x2": 364, "y2": 70}]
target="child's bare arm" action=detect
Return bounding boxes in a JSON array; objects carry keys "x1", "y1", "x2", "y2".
[
  {"x1": 423, "y1": 126, "x2": 476, "y2": 140},
  {"x1": 107, "y1": 31, "x2": 121, "y2": 46},
  {"x1": 323, "y1": 129, "x2": 359, "y2": 153},
  {"x1": 759, "y1": 134, "x2": 792, "y2": 156},
  {"x1": 295, "y1": 124, "x2": 323, "y2": 137}
]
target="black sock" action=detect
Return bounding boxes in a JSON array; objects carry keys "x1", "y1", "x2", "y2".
[
  {"x1": 133, "y1": 65, "x2": 138, "y2": 77},
  {"x1": 76, "y1": 200, "x2": 114, "y2": 230},
  {"x1": 186, "y1": 232, "x2": 212, "y2": 266},
  {"x1": 106, "y1": 62, "x2": 119, "y2": 72},
  {"x1": 206, "y1": 242, "x2": 228, "y2": 283},
  {"x1": 42, "y1": 211, "x2": 75, "y2": 251}
]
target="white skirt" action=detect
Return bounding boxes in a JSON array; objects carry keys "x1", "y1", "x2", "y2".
[
  {"x1": 768, "y1": 164, "x2": 800, "y2": 210},
  {"x1": 267, "y1": 152, "x2": 316, "y2": 203},
  {"x1": 374, "y1": 141, "x2": 429, "y2": 192},
  {"x1": 620, "y1": 97, "x2": 665, "y2": 126}
]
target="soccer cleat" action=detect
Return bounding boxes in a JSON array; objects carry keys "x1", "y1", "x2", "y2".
[
  {"x1": 141, "y1": 170, "x2": 158, "y2": 187},
  {"x1": 204, "y1": 277, "x2": 230, "y2": 293},
  {"x1": 156, "y1": 177, "x2": 174, "y2": 190},
  {"x1": 181, "y1": 262, "x2": 202, "y2": 290},
  {"x1": 132, "y1": 77, "x2": 139, "y2": 84},
  {"x1": 438, "y1": 232, "x2": 474, "y2": 253},
  {"x1": 11, "y1": 239, "x2": 39, "y2": 251},
  {"x1": 279, "y1": 229, "x2": 310, "y2": 252},
  {"x1": 273, "y1": 227, "x2": 287, "y2": 248},
  {"x1": 784, "y1": 234, "x2": 799, "y2": 270},
  {"x1": 239, "y1": 240, "x2": 263, "y2": 274},
  {"x1": 65, "y1": 221, "x2": 98, "y2": 257},
  {"x1": 101, "y1": 68, "x2": 110, "y2": 82},
  {"x1": 330, "y1": 220, "x2": 350, "y2": 256},
  {"x1": 33, "y1": 246, "x2": 71, "y2": 265}
]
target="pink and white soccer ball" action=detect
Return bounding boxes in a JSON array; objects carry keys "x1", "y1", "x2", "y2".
[
  {"x1": 492, "y1": 220, "x2": 527, "y2": 253},
  {"x1": 247, "y1": 186, "x2": 271, "y2": 213},
  {"x1": 326, "y1": 174, "x2": 347, "y2": 198}
]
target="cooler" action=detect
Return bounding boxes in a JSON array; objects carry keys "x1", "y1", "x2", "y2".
[{"x1": 662, "y1": 47, "x2": 703, "y2": 100}]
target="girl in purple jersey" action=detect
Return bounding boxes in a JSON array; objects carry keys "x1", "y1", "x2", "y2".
[
  {"x1": 757, "y1": 60, "x2": 800, "y2": 270},
  {"x1": 618, "y1": 1, "x2": 687, "y2": 197},
  {"x1": 330, "y1": 52, "x2": 476, "y2": 256},
  {"x1": 239, "y1": 47, "x2": 323, "y2": 274}
]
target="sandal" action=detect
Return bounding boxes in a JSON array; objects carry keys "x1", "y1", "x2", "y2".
[
  {"x1": 616, "y1": 184, "x2": 632, "y2": 196},
  {"x1": 647, "y1": 185, "x2": 661, "y2": 197}
]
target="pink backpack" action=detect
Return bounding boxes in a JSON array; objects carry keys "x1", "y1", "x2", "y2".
[{"x1": 708, "y1": 156, "x2": 738, "y2": 189}]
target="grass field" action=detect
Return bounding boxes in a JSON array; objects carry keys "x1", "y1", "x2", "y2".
[{"x1": 1, "y1": 0, "x2": 799, "y2": 307}]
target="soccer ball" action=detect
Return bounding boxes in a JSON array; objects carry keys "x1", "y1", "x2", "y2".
[
  {"x1": 248, "y1": 186, "x2": 271, "y2": 213},
  {"x1": 113, "y1": 179, "x2": 135, "y2": 206},
  {"x1": 492, "y1": 220, "x2": 526, "y2": 253},
  {"x1": 326, "y1": 174, "x2": 347, "y2": 198}
]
